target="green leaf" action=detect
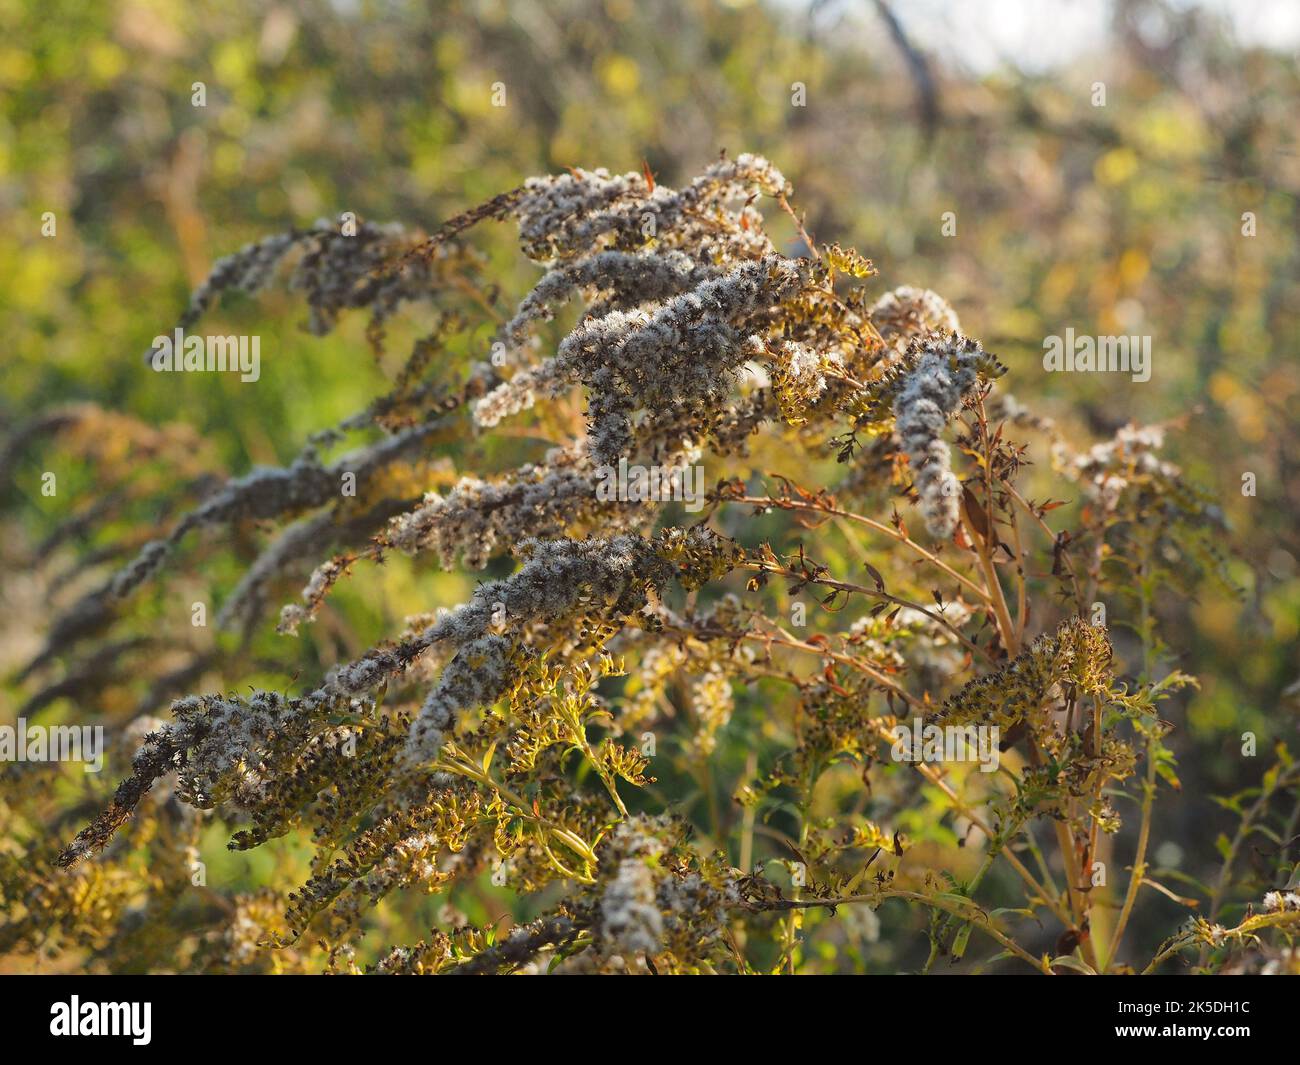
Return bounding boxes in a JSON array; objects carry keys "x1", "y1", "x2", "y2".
[{"x1": 951, "y1": 923, "x2": 973, "y2": 960}]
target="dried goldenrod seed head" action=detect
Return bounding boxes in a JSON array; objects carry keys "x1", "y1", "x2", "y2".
[
  {"x1": 870, "y1": 285, "x2": 960, "y2": 347},
  {"x1": 893, "y1": 332, "x2": 1005, "y2": 538}
]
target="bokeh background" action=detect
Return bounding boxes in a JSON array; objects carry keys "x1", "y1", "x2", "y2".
[{"x1": 2, "y1": 0, "x2": 1297, "y2": 971}]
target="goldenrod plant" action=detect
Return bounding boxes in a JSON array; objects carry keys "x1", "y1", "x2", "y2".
[{"x1": 4, "y1": 152, "x2": 1295, "y2": 976}]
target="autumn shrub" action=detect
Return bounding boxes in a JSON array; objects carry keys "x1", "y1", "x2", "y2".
[{"x1": 3, "y1": 154, "x2": 1297, "y2": 975}]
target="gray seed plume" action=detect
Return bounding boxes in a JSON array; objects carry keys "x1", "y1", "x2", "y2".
[{"x1": 893, "y1": 333, "x2": 1001, "y2": 539}]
